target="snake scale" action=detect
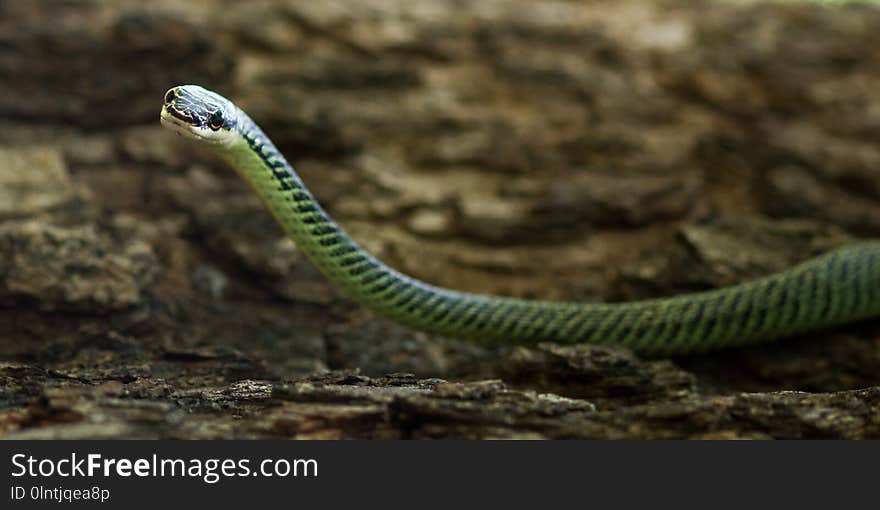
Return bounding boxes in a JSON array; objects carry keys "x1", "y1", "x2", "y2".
[{"x1": 160, "y1": 85, "x2": 880, "y2": 356}]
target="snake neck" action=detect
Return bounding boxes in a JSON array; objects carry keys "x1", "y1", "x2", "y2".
[{"x1": 220, "y1": 111, "x2": 449, "y2": 312}]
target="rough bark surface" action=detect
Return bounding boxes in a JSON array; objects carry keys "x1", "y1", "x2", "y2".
[{"x1": 2, "y1": 0, "x2": 880, "y2": 439}]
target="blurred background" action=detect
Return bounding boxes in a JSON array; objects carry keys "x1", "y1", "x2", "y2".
[{"x1": 2, "y1": 0, "x2": 880, "y2": 438}]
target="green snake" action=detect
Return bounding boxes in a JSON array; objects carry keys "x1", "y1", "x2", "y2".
[{"x1": 160, "y1": 85, "x2": 880, "y2": 356}]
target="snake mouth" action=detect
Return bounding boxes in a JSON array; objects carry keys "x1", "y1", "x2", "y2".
[
  {"x1": 163, "y1": 104, "x2": 201, "y2": 125},
  {"x1": 160, "y1": 107, "x2": 221, "y2": 143}
]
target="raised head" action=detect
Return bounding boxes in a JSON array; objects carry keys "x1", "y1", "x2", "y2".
[{"x1": 160, "y1": 85, "x2": 239, "y2": 144}]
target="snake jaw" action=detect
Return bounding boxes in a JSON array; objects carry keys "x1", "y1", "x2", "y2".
[{"x1": 160, "y1": 108, "x2": 221, "y2": 143}]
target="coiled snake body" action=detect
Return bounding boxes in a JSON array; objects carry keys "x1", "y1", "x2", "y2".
[{"x1": 160, "y1": 85, "x2": 880, "y2": 356}]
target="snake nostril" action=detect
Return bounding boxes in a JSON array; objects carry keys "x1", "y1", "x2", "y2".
[{"x1": 164, "y1": 89, "x2": 176, "y2": 104}]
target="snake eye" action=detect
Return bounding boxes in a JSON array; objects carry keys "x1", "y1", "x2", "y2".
[
  {"x1": 208, "y1": 111, "x2": 224, "y2": 131},
  {"x1": 164, "y1": 89, "x2": 176, "y2": 104}
]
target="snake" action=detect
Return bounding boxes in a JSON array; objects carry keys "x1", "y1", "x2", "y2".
[{"x1": 160, "y1": 84, "x2": 880, "y2": 357}]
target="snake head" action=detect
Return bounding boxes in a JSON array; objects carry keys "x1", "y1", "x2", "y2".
[{"x1": 160, "y1": 85, "x2": 238, "y2": 145}]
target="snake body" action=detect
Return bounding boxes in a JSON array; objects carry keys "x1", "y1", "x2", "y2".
[{"x1": 160, "y1": 85, "x2": 880, "y2": 356}]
